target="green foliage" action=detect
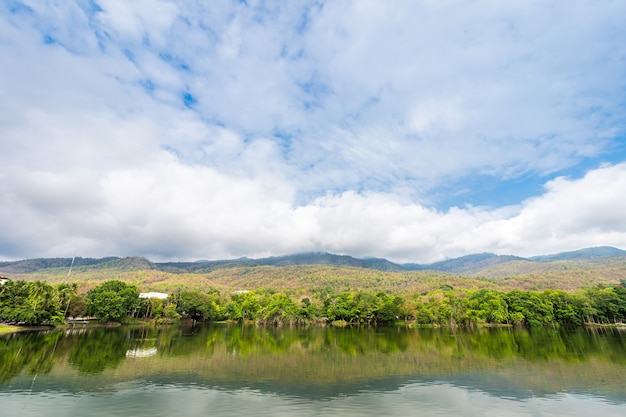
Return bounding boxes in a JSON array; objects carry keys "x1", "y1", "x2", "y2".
[
  {"x1": 374, "y1": 293, "x2": 405, "y2": 324},
  {"x1": 228, "y1": 291, "x2": 261, "y2": 322},
  {"x1": 56, "y1": 282, "x2": 78, "y2": 317},
  {"x1": 67, "y1": 295, "x2": 88, "y2": 318},
  {"x1": 172, "y1": 290, "x2": 223, "y2": 321},
  {"x1": 0, "y1": 280, "x2": 62, "y2": 325},
  {"x1": 86, "y1": 280, "x2": 139, "y2": 322},
  {"x1": 2, "y1": 268, "x2": 626, "y2": 329},
  {"x1": 257, "y1": 293, "x2": 302, "y2": 325}
]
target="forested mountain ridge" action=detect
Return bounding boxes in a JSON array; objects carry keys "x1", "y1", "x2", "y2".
[
  {"x1": 529, "y1": 246, "x2": 626, "y2": 261},
  {"x1": 405, "y1": 253, "x2": 527, "y2": 274},
  {"x1": 3, "y1": 247, "x2": 626, "y2": 328},
  {"x1": 1, "y1": 246, "x2": 625, "y2": 277}
]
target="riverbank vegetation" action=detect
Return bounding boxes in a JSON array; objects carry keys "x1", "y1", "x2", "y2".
[
  {"x1": 4, "y1": 275, "x2": 625, "y2": 328},
  {"x1": 0, "y1": 280, "x2": 80, "y2": 326},
  {"x1": 163, "y1": 283, "x2": 626, "y2": 328}
]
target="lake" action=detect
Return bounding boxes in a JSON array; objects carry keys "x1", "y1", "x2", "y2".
[{"x1": 1, "y1": 324, "x2": 625, "y2": 416}]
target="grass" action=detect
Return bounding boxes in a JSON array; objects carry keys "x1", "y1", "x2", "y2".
[{"x1": 0, "y1": 323, "x2": 27, "y2": 334}]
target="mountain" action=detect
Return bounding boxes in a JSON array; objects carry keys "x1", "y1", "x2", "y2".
[
  {"x1": 1, "y1": 247, "x2": 625, "y2": 277},
  {"x1": 0, "y1": 257, "x2": 119, "y2": 274},
  {"x1": 528, "y1": 246, "x2": 626, "y2": 262},
  {"x1": 410, "y1": 253, "x2": 526, "y2": 275},
  {"x1": 158, "y1": 252, "x2": 404, "y2": 272}
]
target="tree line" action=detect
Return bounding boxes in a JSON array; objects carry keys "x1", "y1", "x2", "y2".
[
  {"x1": 2, "y1": 279, "x2": 626, "y2": 327},
  {"x1": 0, "y1": 280, "x2": 80, "y2": 325}
]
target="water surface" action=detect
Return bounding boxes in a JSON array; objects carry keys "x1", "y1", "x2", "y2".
[{"x1": 1, "y1": 325, "x2": 625, "y2": 416}]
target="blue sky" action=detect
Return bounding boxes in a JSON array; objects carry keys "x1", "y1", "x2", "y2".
[{"x1": 1, "y1": 0, "x2": 626, "y2": 263}]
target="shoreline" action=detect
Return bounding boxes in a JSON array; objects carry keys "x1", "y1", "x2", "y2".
[{"x1": 0, "y1": 323, "x2": 53, "y2": 335}]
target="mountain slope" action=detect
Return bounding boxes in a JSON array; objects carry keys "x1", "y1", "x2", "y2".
[
  {"x1": 1, "y1": 247, "x2": 625, "y2": 280},
  {"x1": 529, "y1": 246, "x2": 626, "y2": 262},
  {"x1": 411, "y1": 253, "x2": 526, "y2": 275}
]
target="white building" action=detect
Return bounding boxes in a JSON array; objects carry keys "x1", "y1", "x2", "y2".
[{"x1": 139, "y1": 292, "x2": 168, "y2": 300}]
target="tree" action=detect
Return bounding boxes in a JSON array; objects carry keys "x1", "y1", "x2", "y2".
[
  {"x1": 374, "y1": 293, "x2": 404, "y2": 325},
  {"x1": 0, "y1": 280, "x2": 62, "y2": 325},
  {"x1": 228, "y1": 291, "x2": 261, "y2": 322},
  {"x1": 86, "y1": 281, "x2": 139, "y2": 322},
  {"x1": 26, "y1": 281, "x2": 56, "y2": 313},
  {"x1": 56, "y1": 283, "x2": 78, "y2": 318},
  {"x1": 257, "y1": 293, "x2": 300, "y2": 325},
  {"x1": 173, "y1": 290, "x2": 221, "y2": 321}
]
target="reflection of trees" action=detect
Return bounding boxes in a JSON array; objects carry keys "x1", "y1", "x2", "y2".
[
  {"x1": 409, "y1": 327, "x2": 626, "y2": 364},
  {"x1": 320, "y1": 327, "x2": 409, "y2": 356},
  {"x1": 2, "y1": 325, "x2": 626, "y2": 385},
  {"x1": 223, "y1": 325, "x2": 296, "y2": 356},
  {"x1": 68, "y1": 328, "x2": 130, "y2": 374},
  {"x1": 0, "y1": 331, "x2": 61, "y2": 382}
]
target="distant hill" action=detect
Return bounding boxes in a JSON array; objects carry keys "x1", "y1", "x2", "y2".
[
  {"x1": 1, "y1": 246, "x2": 625, "y2": 280},
  {"x1": 404, "y1": 247, "x2": 626, "y2": 276},
  {"x1": 158, "y1": 252, "x2": 404, "y2": 273},
  {"x1": 1, "y1": 247, "x2": 625, "y2": 294},
  {"x1": 529, "y1": 246, "x2": 626, "y2": 262},
  {"x1": 410, "y1": 253, "x2": 526, "y2": 275},
  {"x1": 0, "y1": 257, "x2": 119, "y2": 274}
]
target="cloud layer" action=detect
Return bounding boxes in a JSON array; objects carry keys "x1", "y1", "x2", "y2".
[{"x1": 1, "y1": 1, "x2": 625, "y2": 262}]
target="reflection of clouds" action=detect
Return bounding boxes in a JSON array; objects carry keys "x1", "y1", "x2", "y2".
[
  {"x1": 4, "y1": 382, "x2": 622, "y2": 417},
  {"x1": 126, "y1": 347, "x2": 157, "y2": 358}
]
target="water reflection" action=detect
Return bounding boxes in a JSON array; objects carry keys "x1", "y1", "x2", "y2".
[
  {"x1": 2, "y1": 381, "x2": 626, "y2": 417},
  {"x1": 1, "y1": 325, "x2": 625, "y2": 404}
]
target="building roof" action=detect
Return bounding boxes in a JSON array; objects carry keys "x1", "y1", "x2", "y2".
[{"x1": 139, "y1": 292, "x2": 168, "y2": 299}]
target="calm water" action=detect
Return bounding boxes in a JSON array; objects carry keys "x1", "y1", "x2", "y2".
[{"x1": 1, "y1": 324, "x2": 625, "y2": 416}]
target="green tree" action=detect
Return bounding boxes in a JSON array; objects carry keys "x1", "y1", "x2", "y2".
[
  {"x1": 374, "y1": 293, "x2": 404, "y2": 324},
  {"x1": 26, "y1": 281, "x2": 56, "y2": 313},
  {"x1": 56, "y1": 283, "x2": 79, "y2": 318},
  {"x1": 228, "y1": 291, "x2": 261, "y2": 322},
  {"x1": 257, "y1": 293, "x2": 301, "y2": 325},
  {"x1": 86, "y1": 280, "x2": 139, "y2": 322},
  {"x1": 173, "y1": 290, "x2": 221, "y2": 321},
  {"x1": 543, "y1": 290, "x2": 583, "y2": 326},
  {"x1": 0, "y1": 280, "x2": 62, "y2": 325},
  {"x1": 506, "y1": 290, "x2": 554, "y2": 327}
]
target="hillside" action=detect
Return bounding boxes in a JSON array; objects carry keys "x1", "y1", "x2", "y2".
[
  {"x1": 414, "y1": 253, "x2": 526, "y2": 274},
  {"x1": 3, "y1": 246, "x2": 626, "y2": 277},
  {"x1": 529, "y1": 246, "x2": 626, "y2": 262},
  {"x1": 158, "y1": 252, "x2": 404, "y2": 273},
  {"x1": 1, "y1": 247, "x2": 626, "y2": 295}
]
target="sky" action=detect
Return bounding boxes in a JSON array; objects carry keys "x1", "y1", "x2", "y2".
[{"x1": 1, "y1": 0, "x2": 626, "y2": 264}]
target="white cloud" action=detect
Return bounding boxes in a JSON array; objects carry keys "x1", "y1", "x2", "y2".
[
  {"x1": 1, "y1": 1, "x2": 625, "y2": 261},
  {"x1": 3, "y1": 150, "x2": 626, "y2": 262}
]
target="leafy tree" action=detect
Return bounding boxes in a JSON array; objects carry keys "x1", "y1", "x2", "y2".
[
  {"x1": 0, "y1": 280, "x2": 62, "y2": 325},
  {"x1": 257, "y1": 293, "x2": 301, "y2": 325},
  {"x1": 26, "y1": 281, "x2": 56, "y2": 313},
  {"x1": 506, "y1": 290, "x2": 554, "y2": 327},
  {"x1": 56, "y1": 283, "x2": 78, "y2": 318},
  {"x1": 374, "y1": 293, "x2": 404, "y2": 324},
  {"x1": 67, "y1": 294, "x2": 88, "y2": 318},
  {"x1": 173, "y1": 290, "x2": 222, "y2": 321},
  {"x1": 228, "y1": 291, "x2": 261, "y2": 322},
  {"x1": 86, "y1": 280, "x2": 139, "y2": 322},
  {"x1": 586, "y1": 286, "x2": 623, "y2": 323},
  {"x1": 543, "y1": 290, "x2": 583, "y2": 326}
]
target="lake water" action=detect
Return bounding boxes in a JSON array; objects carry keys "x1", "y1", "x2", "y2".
[{"x1": 1, "y1": 324, "x2": 625, "y2": 416}]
